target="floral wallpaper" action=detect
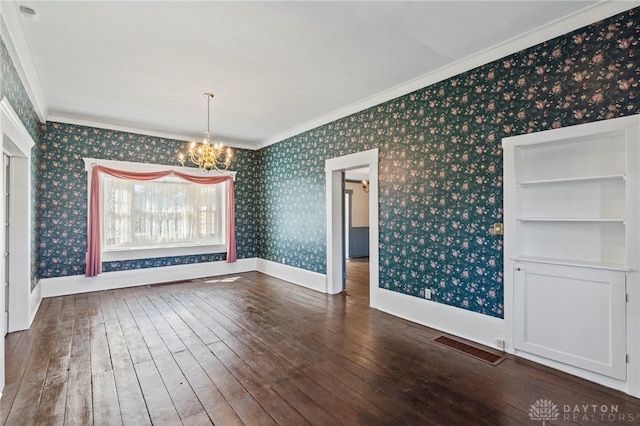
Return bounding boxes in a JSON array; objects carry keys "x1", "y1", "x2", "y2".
[
  {"x1": 38, "y1": 123, "x2": 258, "y2": 278},
  {"x1": 258, "y1": 8, "x2": 640, "y2": 318},
  {"x1": 1, "y1": 37, "x2": 41, "y2": 289},
  {"x1": 1, "y1": 39, "x2": 40, "y2": 141}
]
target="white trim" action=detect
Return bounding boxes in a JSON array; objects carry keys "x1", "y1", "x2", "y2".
[
  {"x1": 375, "y1": 288, "x2": 506, "y2": 350},
  {"x1": 49, "y1": 114, "x2": 259, "y2": 151},
  {"x1": 0, "y1": 4, "x2": 48, "y2": 123},
  {"x1": 1, "y1": 99, "x2": 35, "y2": 335},
  {"x1": 29, "y1": 280, "x2": 42, "y2": 326},
  {"x1": 259, "y1": 1, "x2": 638, "y2": 148},
  {"x1": 0, "y1": 99, "x2": 35, "y2": 152},
  {"x1": 502, "y1": 113, "x2": 640, "y2": 147},
  {"x1": 6, "y1": 155, "x2": 32, "y2": 333},
  {"x1": 0, "y1": 98, "x2": 36, "y2": 396},
  {"x1": 42, "y1": 257, "x2": 326, "y2": 301},
  {"x1": 256, "y1": 258, "x2": 326, "y2": 293},
  {"x1": 101, "y1": 244, "x2": 227, "y2": 262},
  {"x1": 325, "y1": 149, "x2": 379, "y2": 296},
  {"x1": 41, "y1": 258, "x2": 257, "y2": 298}
]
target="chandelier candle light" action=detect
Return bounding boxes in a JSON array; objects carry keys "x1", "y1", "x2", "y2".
[{"x1": 179, "y1": 92, "x2": 232, "y2": 172}]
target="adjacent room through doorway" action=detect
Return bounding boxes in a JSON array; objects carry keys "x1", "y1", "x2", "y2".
[{"x1": 343, "y1": 167, "x2": 370, "y2": 304}]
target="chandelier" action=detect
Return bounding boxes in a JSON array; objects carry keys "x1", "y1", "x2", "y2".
[{"x1": 179, "y1": 92, "x2": 232, "y2": 172}]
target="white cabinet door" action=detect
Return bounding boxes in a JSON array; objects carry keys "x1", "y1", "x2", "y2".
[{"x1": 514, "y1": 262, "x2": 626, "y2": 380}]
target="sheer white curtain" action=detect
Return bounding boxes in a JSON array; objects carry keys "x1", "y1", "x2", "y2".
[{"x1": 102, "y1": 175, "x2": 223, "y2": 250}]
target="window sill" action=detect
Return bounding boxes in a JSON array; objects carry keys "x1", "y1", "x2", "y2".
[{"x1": 102, "y1": 243, "x2": 227, "y2": 261}]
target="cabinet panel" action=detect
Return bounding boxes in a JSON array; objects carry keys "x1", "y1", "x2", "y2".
[{"x1": 514, "y1": 263, "x2": 626, "y2": 380}]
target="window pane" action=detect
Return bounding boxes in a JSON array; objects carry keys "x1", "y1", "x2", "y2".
[{"x1": 102, "y1": 176, "x2": 225, "y2": 250}]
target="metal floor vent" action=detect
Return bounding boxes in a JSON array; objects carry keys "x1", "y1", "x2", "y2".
[{"x1": 434, "y1": 336, "x2": 505, "y2": 365}]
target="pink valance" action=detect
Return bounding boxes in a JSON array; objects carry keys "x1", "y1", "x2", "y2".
[{"x1": 86, "y1": 165, "x2": 236, "y2": 277}]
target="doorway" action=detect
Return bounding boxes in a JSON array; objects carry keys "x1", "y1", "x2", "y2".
[
  {"x1": 1, "y1": 99, "x2": 36, "y2": 334},
  {"x1": 325, "y1": 149, "x2": 379, "y2": 307},
  {"x1": 1, "y1": 99, "x2": 36, "y2": 393},
  {"x1": 343, "y1": 170, "x2": 370, "y2": 303}
]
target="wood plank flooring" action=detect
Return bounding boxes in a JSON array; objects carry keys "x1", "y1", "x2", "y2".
[
  {"x1": 345, "y1": 257, "x2": 369, "y2": 304},
  {"x1": 4, "y1": 269, "x2": 640, "y2": 425}
]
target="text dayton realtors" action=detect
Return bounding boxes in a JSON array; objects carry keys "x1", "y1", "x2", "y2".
[{"x1": 563, "y1": 404, "x2": 638, "y2": 423}]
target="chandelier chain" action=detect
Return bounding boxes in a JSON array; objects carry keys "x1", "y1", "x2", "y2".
[{"x1": 206, "y1": 93, "x2": 212, "y2": 134}]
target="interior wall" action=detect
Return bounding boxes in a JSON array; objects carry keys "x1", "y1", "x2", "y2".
[
  {"x1": 345, "y1": 181, "x2": 369, "y2": 227},
  {"x1": 257, "y1": 7, "x2": 640, "y2": 319},
  {"x1": 37, "y1": 122, "x2": 259, "y2": 278},
  {"x1": 1, "y1": 36, "x2": 40, "y2": 289}
]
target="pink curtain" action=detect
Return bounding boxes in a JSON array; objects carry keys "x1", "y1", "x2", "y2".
[{"x1": 86, "y1": 165, "x2": 236, "y2": 277}]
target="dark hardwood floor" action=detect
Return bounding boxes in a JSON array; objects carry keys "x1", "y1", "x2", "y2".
[
  {"x1": 3, "y1": 269, "x2": 640, "y2": 425},
  {"x1": 344, "y1": 257, "x2": 369, "y2": 304}
]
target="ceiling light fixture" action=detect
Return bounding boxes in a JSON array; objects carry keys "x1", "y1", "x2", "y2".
[{"x1": 179, "y1": 92, "x2": 232, "y2": 172}]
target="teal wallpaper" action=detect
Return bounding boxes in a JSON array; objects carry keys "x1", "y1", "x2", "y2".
[
  {"x1": 1, "y1": 38, "x2": 40, "y2": 140},
  {"x1": 1, "y1": 37, "x2": 41, "y2": 288},
  {"x1": 258, "y1": 8, "x2": 640, "y2": 318},
  {"x1": 257, "y1": 137, "x2": 331, "y2": 271},
  {"x1": 38, "y1": 122, "x2": 259, "y2": 278}
]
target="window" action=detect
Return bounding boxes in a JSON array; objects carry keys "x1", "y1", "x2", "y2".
[{"x1": 84, "y1": 158, "x2": 234, "y2": 262}]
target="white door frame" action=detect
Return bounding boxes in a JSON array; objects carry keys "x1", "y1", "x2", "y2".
[
  {"x1": 325, "y1": 149, "x2": 379, "y2": 305},
  {"x1": 1, "y1": 100, "x2": 35, "y2": 328}
]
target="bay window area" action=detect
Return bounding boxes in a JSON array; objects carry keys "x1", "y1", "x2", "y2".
[
  {"x1": 83, "y1": 158, "x2": 236, "y2": 274},
  {"x1": 101, "y1": 175, "x2": 227, "y2": 261}
]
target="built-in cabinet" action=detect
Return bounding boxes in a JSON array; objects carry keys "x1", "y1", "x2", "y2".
[{"x1": 503, "y1": 114, "x2": 640, "y2": 394}]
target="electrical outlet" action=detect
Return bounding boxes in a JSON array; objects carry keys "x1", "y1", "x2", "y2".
[
  {"x1": 424, "y1": 289, "x2": 432, "y2": 300},
  {"x1": 493, "y1": 223, "x2": 504, "y2": 236},
  {"x1": 496, "y1": 339, "x2": 505, "y2": 350}
]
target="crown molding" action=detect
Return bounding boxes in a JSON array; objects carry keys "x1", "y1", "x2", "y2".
[
  {"x1": 258, "y1": 0, "x2": 640, "y2": 149},
  {"x1": 1, "y1": 1, "x2": 48, "y2": 123},
  {"x1": 47, "y1": 113, "x2": 260, "y2": 151}
]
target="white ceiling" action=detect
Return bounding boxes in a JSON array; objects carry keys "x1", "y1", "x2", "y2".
[{"x1": 2, "y1": 1, "x2": 636, "y2": 150}]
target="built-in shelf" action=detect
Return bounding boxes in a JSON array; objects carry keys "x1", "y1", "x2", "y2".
[
  {"x1": 517, "y1": 174, "x2": 625, "y2": 186},
  {"x1": 516, "y1": 217, "x2": 625, "y2": 223},
  {"x1": 511, "y1": 256, "x2": 629, "y2": 272},
  {"x1": 504, "y1": 114, "x2": 640, "y2": 388}
]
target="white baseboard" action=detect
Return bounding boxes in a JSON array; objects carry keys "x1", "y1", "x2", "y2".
[
  {"x1": 256, "y1": 258, "x2": 326, "y2": 293},
  {"x1": 39, "y1": 257, "x2": 326, "y2": 298},
  {"x1": 29, "y1": 280, "x2": 42, "y2": 327},
  {"x1": 40, "y1": 258, "x2": 257, "y2": 298},
  {"x1": 372, "y1": 287, "x2": 505, "y2": 350}
]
